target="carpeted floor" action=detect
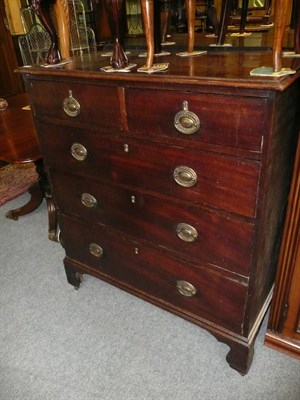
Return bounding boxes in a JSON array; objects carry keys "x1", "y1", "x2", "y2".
[
  {"x1": 0, "y1": 163, "x2": 38, "y2": 206},
  {"x1": 0, "y1": 194, "x2": 299, "y2": 400}
]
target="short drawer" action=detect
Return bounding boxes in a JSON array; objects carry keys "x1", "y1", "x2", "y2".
[
  {"x1": 26, "y1": 79, "x2": 121, "y2": 130},
  {"x1": 60, "y1": 214, "x2": 247, "y2": 334},
  {"x1": 126, "y1": 88, "x2": 267, "y2": 152},
  {"x1": 38, "y1": 122, "x2": 260, "y2": 218},
  {"x1": 50, "y1": 169, "x2": 254, "y2": 275}
]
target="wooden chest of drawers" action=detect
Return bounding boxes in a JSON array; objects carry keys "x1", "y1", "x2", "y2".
[{"x1": 19, "y1": 52, "x2": 300, "y2": 375}]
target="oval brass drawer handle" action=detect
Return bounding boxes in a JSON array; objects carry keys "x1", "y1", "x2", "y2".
[
  {"x1": 177, "y1": 280, "x2": 197, "y2": 297},
  {"x1": 89, "y1": 243, "x2": 103, "y2": 258},
  {"x1": 71, "y1": 143, "x2": 87, "y2": 161},
  {"x1": 81, "y1": 193, "x2": 97, "y2": 208},
  {"x1": 174, "y1": 101, "x2": 200, "y2": 135},
  {"x1": 176, "y1": 223, "x2": 198, "y2": 242},
  {"x1": 63, "y1": 90, "x2": 80, "y2": 117},
  {"x1": 173, "y1": 166, "x2": 197, "y2": 188}
]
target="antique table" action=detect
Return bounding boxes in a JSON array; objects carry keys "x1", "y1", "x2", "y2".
[{"x1": 0, "y1": 93, "x2": 57, "y2": 240}]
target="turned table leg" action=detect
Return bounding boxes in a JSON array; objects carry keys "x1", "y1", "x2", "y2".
[
  {"x1": 293, "y1": 0, "x2": 300, "y2": 53},
  {"x1": 141, "y1": 0, "x2": 155, "y2": 68},
  {"x1": 175, "y1": 0, "x2": 207, "y2": 56},
  {"x1": 250, "y1": 0, "x2": 296, "y2": 76},
  {"x1": 217, "y1": 0, "x2": 234, "y2": 45},
  {"x1": 273, "y1": 0, "x2": 291, "y2": 72},
  {"x1": 53, "y1": 0, "x2": 70, "y2": 60},
  {"x1": 207, "y1": 0, "x2": 220, "y2": 36},
  {"x1": 160, "y1": 0, "x2": 172, "y2": 43},
  {"x1": 239, "y1": 0, "x2": 249, "y2": 35},
  {"x1": 138, "y1": 0, "x2": 169, "y2": 72},
  {"x1": 186, "y1": 0, "x2": 196, "y2": 53},
  {"x1": 154, "y1": 0, "x2": 162, "y2": 54}
]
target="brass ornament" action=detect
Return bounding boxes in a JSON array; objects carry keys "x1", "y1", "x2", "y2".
[
  {"x1": 174, "y1": 100, "x2": 200, "y2": 135},
  {"x1": 89, "y1": 243, "x2": 104, "y2": 258},
  {"x1": 63, "y1": 90, "x2": 80, "y2": 117},
  {"x1": 81, "y1": 193, "x2": 97, "y2": 208},
  {"x1": 176, "y1": 223, "x2": 198, "y2": 242},
  {"x1": 177, "y1": 280, "x2": 197, "y2": 297},
  {"x1": 173, "y1": 166, "x2": 197, "y2": 188},
  {"x1": 71, "y1": 143, "x2": 87, "y2": 161}
]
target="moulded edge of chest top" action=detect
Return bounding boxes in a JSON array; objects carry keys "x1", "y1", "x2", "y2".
[
  {"x1": 20, "y1": 69, "x2": 288, "y2": 106},
  {"x1": 17, "y1": 62, "x2": 300, "y2": 94}
]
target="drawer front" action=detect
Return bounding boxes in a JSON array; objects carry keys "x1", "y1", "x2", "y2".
[
  {"x1": 38, "y1": 122, "x2": 260, "y2": 218},
  {"x1": 126, "y1": 89, "x2": 267, "y2": 151},
  {"x1": 50, "y1": 169, "x2": 254, "y2": 275},
  {"x1": 60, "y1": 214, "x2": 247, "y2": 333},
  {"x1": 27, "y1": 80, "x2": 121, "y2": 130}
]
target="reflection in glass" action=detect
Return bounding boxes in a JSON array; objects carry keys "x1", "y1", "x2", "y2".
[{"x1": 238, "y1": 0, "x2": 266, "y2": 9}]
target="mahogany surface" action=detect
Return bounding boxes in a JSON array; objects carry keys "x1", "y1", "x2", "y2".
[
  {"x1": 17, "y1": 50, "x2": 300, "y2": 87},
  {"x1": 0, "y1": 93, "x2": 40, "y2": 164},
  {"x1": 18, "y1": 50, "x2": 300, "y2": 375}
]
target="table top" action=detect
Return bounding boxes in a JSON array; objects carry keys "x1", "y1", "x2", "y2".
[{"x1": 0, "y1": 93, "x2": 41, "y2": 164}]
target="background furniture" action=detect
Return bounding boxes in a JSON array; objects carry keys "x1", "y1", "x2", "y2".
[
  {"x1": 0, "y1": 1, "x2": 23, "y2": 97},
  {"x1": 67, "y1": 0, "x2": 97, "y2": 55},
  {"x1": 229, "y1": 0, "x2": 272, "y2": 29},
  {"x1": 265, "y1": 135, "x2": 300, "y2": 359},
  {"x1": 18, "y1": 21, "x2": 52, "y2": 65},
  {"x1": 0, "y1": 93, "x2": 57, "y2": 241},
  {"x1": 19, "y1": 50, "x2": 299, "y2": 375},
  {"x1": 18, "y1": 0, "x2": 96, "y2": 66},
  {"x1": 126, "y1": 0, "x2": 143, "y2": 35}
]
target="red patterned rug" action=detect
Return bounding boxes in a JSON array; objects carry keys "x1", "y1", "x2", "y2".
[{"x1": 0, "y1": 163, "x2": 38, "y2": 207}]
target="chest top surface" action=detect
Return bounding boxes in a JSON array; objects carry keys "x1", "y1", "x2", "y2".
[{"x1": 18, "y1": 51, "x2": 300, "y2": 92}]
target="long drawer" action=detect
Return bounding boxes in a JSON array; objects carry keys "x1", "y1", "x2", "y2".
[
  {"x1": 50, "y1": 168, "x2": 254, "y2": 275},
  {"x1": 60, "y1": 214, "x2": 248, "y2": 334},
  {"x1": 38, "y1": 122, "x2": 260, "y2": 218},
  {"x1": 126, "y1": 88, "x2": 268, "y2": 152}
]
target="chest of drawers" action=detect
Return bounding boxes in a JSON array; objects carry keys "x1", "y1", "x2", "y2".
[{"x1": 19, "y1": 51, "x2": 300, "y2": 375}]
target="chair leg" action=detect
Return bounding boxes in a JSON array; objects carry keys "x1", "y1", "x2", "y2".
[
  {"x1": 273, "y1": 0, "x2": 291, "y2": 72},
  {"x1": 294, "y1": 0, "x2": 300, "y2": 53},
  {"x1": 186, "y1": 0, "x2": 196, "y2": 53},
  {"x1": 217, "y1": 0, "x2": 234, "y2": 45},
  {"x1": 141, "y1": 0, "x2": 155, "y2": 68},
  {"x1": 239, "y1": 0, "x2": 249, "y2": 34}
]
